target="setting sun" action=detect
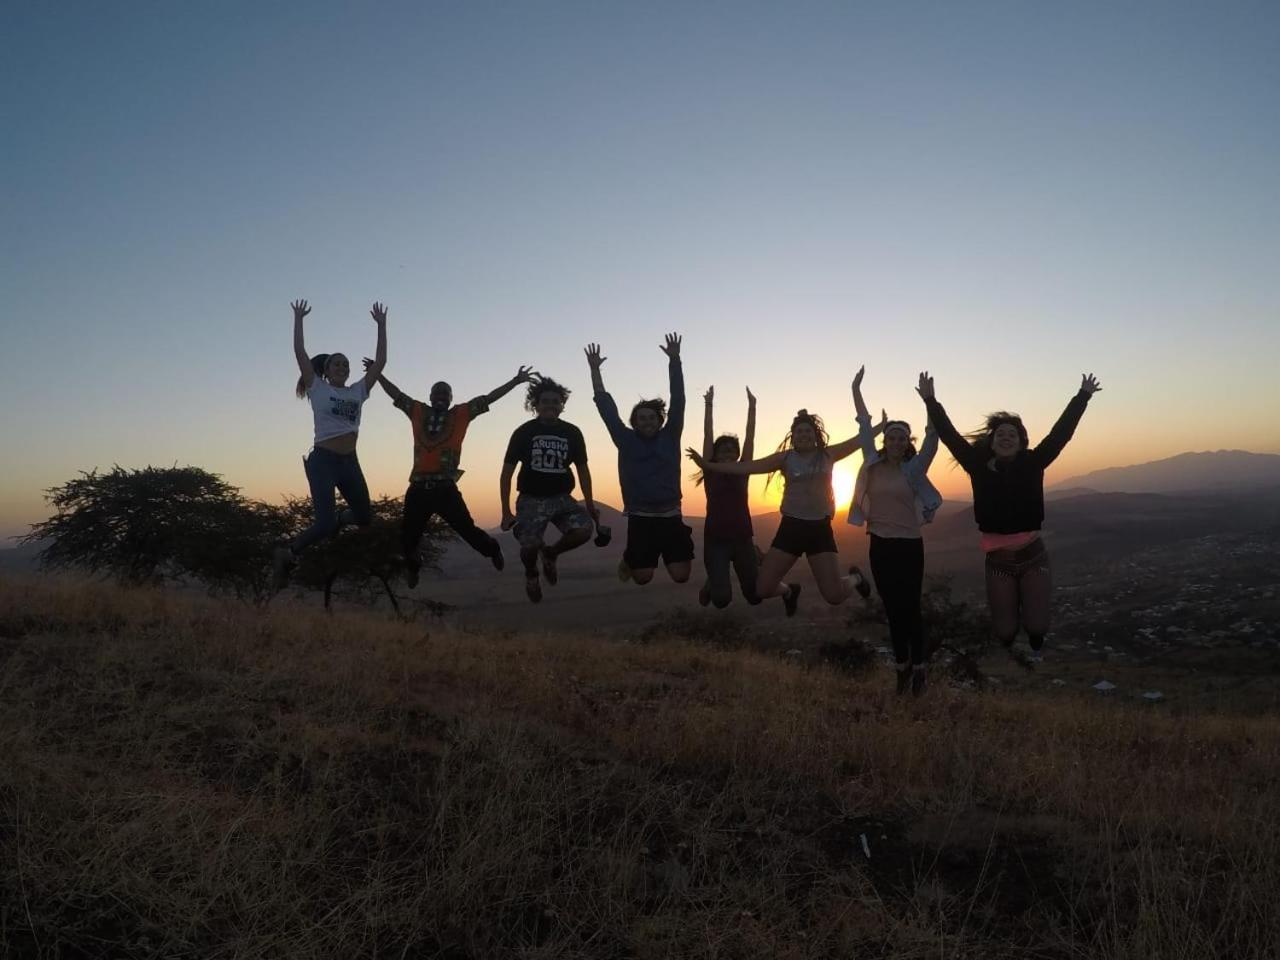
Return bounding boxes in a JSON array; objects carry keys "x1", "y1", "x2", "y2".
[{"x1": 832, "y1": 461, "x2": 856, "y2": 511}]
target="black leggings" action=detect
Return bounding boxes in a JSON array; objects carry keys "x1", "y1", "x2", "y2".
[
  {"x1": 868, "y1": 534, "x2": 926, "y2": 666},
  {"x1": 402, "y1": 481, "x2": 499, "y2": 569}
]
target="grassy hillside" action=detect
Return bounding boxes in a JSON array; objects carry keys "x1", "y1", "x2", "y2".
[{"x1": 2, "y1": 575, "x2": 1278, "y2": 958}]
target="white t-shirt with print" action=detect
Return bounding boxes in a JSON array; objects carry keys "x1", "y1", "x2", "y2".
[{"x1": 308, "y1": 378, "x2": 369, "y2": 443}]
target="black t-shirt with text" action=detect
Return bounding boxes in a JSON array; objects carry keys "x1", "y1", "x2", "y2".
[{"x1": 504, "y1": 418, "x2": 587, "y2": 496}]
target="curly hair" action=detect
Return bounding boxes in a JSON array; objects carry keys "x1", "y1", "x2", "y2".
[
  {"x1": 628, "y1": 398, "x2": 667, "y2": 428},
  {"x1": 766, "y1": 410, "x2": 829, "y2": 489},
  {"x1": 524, "y1": 376, "x2": 571, "y2": 413}
]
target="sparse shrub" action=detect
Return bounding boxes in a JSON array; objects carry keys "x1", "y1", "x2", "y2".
[
  {"x1": 22, "y1": 466, "x2": 453, "y2": 610},
  {"x1": 636, "y1": 607, "x2": 751, "y2": 648}
]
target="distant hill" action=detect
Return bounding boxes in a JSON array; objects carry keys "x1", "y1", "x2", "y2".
[{"x1": 1053, "y1": 450, "x2": 1280, "y2": 495}]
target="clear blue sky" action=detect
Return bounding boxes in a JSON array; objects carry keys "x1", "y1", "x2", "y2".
[{"x1": 4, "y1": 0, "x2": 1279, "y2": 538}]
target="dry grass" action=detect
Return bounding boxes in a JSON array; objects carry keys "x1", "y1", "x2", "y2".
[{"x1": 1, "y1": 575, "x2": 1278, "y2": 958}]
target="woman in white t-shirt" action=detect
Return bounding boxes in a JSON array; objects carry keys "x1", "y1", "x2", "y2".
[{"x1": 273, "y1": 298, "x2": 388, "y2": 586}]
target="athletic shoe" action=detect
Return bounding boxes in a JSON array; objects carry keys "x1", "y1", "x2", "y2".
[
  {"x1": 1026, "y1": 651, "x2": 1043, "y2": 665},
  {"x1": 848, "y1": 565, "x2": 872, "y2": 600},
  {"x1": 698, "y1": 583, "x2": 711, "y2": 607},
  {"x1": 490, "y1": 546, "x2": 505, "y2": 572},
  {"x1": 525, "y1": 576, "x2": 542, "y2": 603},
  {"x1": 911, "y1": 667, "x2": 928, "y2": 697},
  {"x1": 272, "y1": 546, "x2": 295, "y2": 590},
  {"x1": 783, "y1": 583, "x2": 801, "y2": 618},
  {"x1": 617, "y1": 558, "x2": 632, "y2": 583},
  {"x1": 895, "y1": 667, "x2": 912, "y2": 696},
  {"x1": 404, "y1": 560, "x2": 420, "y2": 590},
  {"x1": 541, "y1": 547, "x2": 559, "y2": 586}
]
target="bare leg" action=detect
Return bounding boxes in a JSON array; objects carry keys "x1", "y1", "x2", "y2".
[
  {"x1": 808, "y1": 552, "x2": 853, "y2": 605},
  {"x1": 755, "y1": 548, "x2": 799, "y2": 599},
  {"x1": 985, "y1": 564, "x2": 1021, "y2": 646},
  {"x1": 665, "y1": 560, "x2": 691, "y2": 583},
  {"x1": 1019, "y1": 563, "x2": 1052, "y2": 649}
]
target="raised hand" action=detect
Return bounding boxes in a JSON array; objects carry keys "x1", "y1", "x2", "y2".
[
  {"x1": 1080, "y1": 373, "x2": 1103, "y2": 395},
  {"x1": 853, "y1": 365, "x2": 865, "y2": 390},
  {"x1": 746, "y1": 386, "x2": 756, "y2": 406},
  {"x1": 370, "y1": 301, "x2": 388, "y2": 324},
  {"x1": 660, "y1": 332, "x2": 682, "y2": 360},
  {"x1": 584, "y1": 343, "x2": 606, "y2": 369},
  {"x1": 879, "y1": 408, "x2": 888, "y2": 430},
  {"x1": 916, "y1": 372, "x2": 935, "y2": 400},
  {"x1": 704, "y1": 385, "x2": 714, "y2": 404},
  {"x1": 514, "y1": 365, "x2": 536, "y2": 384},
  {"x1": 291, "y1": 299, "x2": 310, "y2": 320},
  {"x1": 685, "y1": 446, "x2": 707, "y2": 468},
  {"x1": 362, "y1": 356, "x2": 374, "y2": 372}
]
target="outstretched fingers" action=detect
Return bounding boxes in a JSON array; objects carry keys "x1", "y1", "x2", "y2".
[
  {"x1": 685, "y1": 446, "x2": 706, "y2": 466},
  {"x1": 584, "y1": 343, "x2": 606, "y2": 367},
  {"x1": 370, "y1": 301, "x2": 388, "y2": 323},
  {"x1": 291, "y1": 299, "x2": 310, "y2": 318},
  {"x1": 660, "y1": 332, "x2": 682, "y2": 358},
  {"x1": 1081, "y1": 373, "x2": 1103, "y2": 395},
  {"x1": 916, "y1": 371, "x2": 935, "y2": 400}
]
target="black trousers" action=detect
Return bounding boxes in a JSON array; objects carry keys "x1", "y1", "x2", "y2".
[
  {"x1": 868, "y1": 534, "x2": 926, "y2": 665},
  {"x1": 402, "y1": 481, "x2": 499, "y2": 568}
]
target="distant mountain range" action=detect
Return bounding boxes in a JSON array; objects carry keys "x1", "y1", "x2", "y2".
[{"x1": 1053, "y1": 450, "x2": 1280, "y2": 495}]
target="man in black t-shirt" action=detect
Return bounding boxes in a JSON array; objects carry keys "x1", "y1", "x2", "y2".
[{"x1": 500, "y1": 376, "x2": 598, "y2": 603}]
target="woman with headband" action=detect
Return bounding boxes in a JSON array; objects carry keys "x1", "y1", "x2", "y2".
[{"x1": 849, "y1": 367, "x2": 942, "y2": 696}]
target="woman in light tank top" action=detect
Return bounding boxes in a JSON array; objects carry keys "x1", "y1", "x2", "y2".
[
  {"x1": 689, "y1": 401, "x2": 882, "y2": 617},
  {"x1": 272, "y1": 298, "x2": 388, "y2": 588},
  {"x1": 849, "y1": 368, "x2": 943, "y2": 696}
]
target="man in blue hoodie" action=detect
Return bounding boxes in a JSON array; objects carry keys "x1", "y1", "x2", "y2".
[{"x1": 585, "y1": 333, "x2": 692, "y2": 586}]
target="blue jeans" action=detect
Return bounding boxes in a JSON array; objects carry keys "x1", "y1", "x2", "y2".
[{"x1": 293, "y1": 447, "x2": 372, "y2": 552}]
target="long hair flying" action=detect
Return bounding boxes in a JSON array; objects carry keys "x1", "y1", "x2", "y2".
[
  {"x1": 766, "y1": 409, "x2": 828, "y2": 490},
  {"x1": 295, "y1": 354, "x2": 330, "y2": 399}
]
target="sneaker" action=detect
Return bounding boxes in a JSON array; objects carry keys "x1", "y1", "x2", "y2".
[
  {"x1": 698, "y1": 583, "x2": 711, "y2": 607},
  {"x1": 541, "y1": 547, "x2": 559, "y2": 586},
  {"x1": 490, "y1": 545, "x2": 505, "y2": 572},
  {"x1": 895, "y1": 666, "x2": 912, "y2": 696},
  {"x1": 782, "y1": 583, "x2": 801, "y2": 618},
  {"x1": 911, "y1": 667, "x2": 928, "y2": 697},
  {"x1": 525, "y1": 576, "x2": 543, "y2": 603},
  {"x1": 404, "y1": 560, "x2": 420, "y2": 590},
  {"x1": 1026, "y1": 651, "x2": 1043, "y2": 665},
  {"x1": 617, "y1": 558, "x2": 632, "y2": 583},
  {"x1": 848, "y1": 565, "x2": 872, "y2": 600},
  {"x1": 272, "y1": 545, "x2": 295, "y2": 590}
]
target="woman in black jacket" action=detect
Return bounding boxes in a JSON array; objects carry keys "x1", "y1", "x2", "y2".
[{"x1": 917, "y1": 372, "x2": 1102, "y2": 660}]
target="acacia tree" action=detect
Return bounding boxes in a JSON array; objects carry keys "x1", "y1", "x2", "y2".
[{"x1": 24, "y1": 466, "x2": 452, "y2": 611}]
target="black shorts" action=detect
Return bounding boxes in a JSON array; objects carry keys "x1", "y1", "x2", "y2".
[
  {"x1": 624, "y1": 516, "x2": 695, "y2": 569},
  {"x1": 770, "y1": 515, "x2": 837, "y2": 557}
]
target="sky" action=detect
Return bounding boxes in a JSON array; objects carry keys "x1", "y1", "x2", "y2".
[{"x1": 4, "y1": 0, "x2": 1279, "y2": 540}]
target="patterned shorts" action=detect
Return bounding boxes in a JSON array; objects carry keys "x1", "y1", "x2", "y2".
[
  {"x1": 513, "y1": 494, "x2": 593, "y2": 548},
  {"x1": 984, "y1": 537, "x2": 1050, "y2": 581}
]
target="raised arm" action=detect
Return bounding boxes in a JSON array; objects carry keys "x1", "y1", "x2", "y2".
[
  {"x1": 360, "y1": 358, "x2": 405, "y2": 402},
  {"x1": 918, "y1": 372, "x2": 980, "y2": 472},
  {"x1": 851, "y1": 366, "x2": 881, "y2": 458},
  {"x1": 292, "y1": 299, "x2": 313, "y2": 387},
  {"x1": 660, "y1": 332, "x2": 685, "y2": 436},
  {"x1": 688, "y1": 446, "x2": 785, "y2": 476},
  {"x1": 486, "y1": 365, "x2": 536, "y2": 406},
  {"x1": 702, "y1": 386, "x2": 715, "y2": 459},
  {"x1": 829, "y1": 420, "x2": 884, "y2": 463},
  {"x1": 586, "y1": 343, "x2": 629, "y2": 445},
  {"x1": 360, "y1": 302, "x2": 388, "y2": 392},
  {"x1": 1033, "y1": 374, "x2": 1100, "y2": 468},
  {"x1": 742, "y1": 387, "x2": 756, "y2": 461}
]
